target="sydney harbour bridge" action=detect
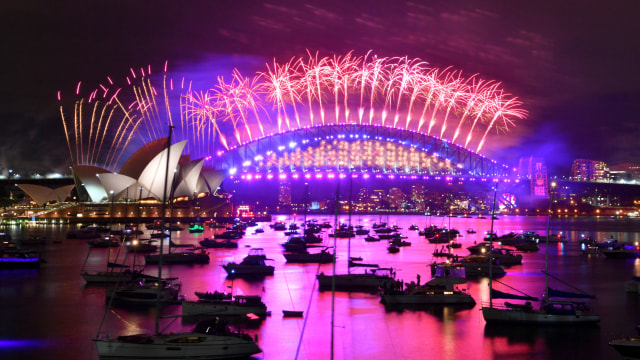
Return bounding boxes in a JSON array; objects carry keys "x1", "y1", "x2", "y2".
[{"x1": 53, "y1": 52, "x2": 547, "y2": 211}]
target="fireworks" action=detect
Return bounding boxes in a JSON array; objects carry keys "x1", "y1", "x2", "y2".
[{"x1": 59, "y1": 51, "x2": 526, "y2": 170}]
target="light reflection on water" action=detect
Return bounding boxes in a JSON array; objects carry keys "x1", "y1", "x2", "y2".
[{"x1": 0, "y1": 215, "x2": 639, "y2": 359}]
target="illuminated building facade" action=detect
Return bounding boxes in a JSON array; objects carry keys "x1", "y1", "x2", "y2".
[{"x1": 571, "y1": 159, "x2": 607, "y2": 181}]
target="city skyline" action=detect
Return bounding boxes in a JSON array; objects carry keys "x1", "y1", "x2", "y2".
[{"x1": 2, "y1": 1, "x2": 640, "y2": 177}]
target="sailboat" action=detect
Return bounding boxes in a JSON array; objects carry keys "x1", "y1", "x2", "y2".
[
  {"x1": 481, "y1": 181, "x2": 600, "y2": 324},
  {"x1": 316, "y1": 173, "x2": 397, "y2": 292},
  {"x1": 94, "y1": 126, "x2": 262, "y2": 359}
]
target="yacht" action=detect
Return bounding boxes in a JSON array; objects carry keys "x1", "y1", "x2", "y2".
[
  {"x1": 94, "y1": 318, "x2": 261, "y2": 359},
  {"x1": 223, "y1": 248, "x2": 274, "y2": 277},
  {"x1": 380, "y1": 264, "x2": 475, "y2": 306},
  {"x1": 317, "y1": 267, "x2": 397, "y2": 292},
  {"x1": 182, "y1": 294, "x2": 268, "y2": 318}
]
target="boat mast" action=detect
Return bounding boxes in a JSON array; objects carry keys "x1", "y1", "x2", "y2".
[
  {"x1": 330, "y1": 176, "x2": 341, "y2": 360},
  {"x1": 488, "y1": 182, "x2": 498, "y2": 308},
  {"x1": 347, "y1": 170, "x2": 353, "y2": 274},
  {"x1": 544, "y1": 181, "x2": 556, "y2": 304},
  {"x1": 155, "y1": 126, "x2": 173, "y2": 335}
]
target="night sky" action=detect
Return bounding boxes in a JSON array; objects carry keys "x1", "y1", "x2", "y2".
[{"x1": 2, "y1": 0, "x2": 640, "y2": 177}]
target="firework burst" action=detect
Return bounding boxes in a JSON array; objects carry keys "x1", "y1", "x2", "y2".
[{"x1": 59, "y1": 51, "x2": 527, "y2": 170}]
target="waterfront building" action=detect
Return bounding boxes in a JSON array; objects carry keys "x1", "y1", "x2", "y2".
[{"x1": 571, "y1": 159, "x2": 608, "y2": 181}]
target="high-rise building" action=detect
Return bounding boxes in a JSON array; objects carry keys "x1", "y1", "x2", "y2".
[
  {"x1": 571, "y1": 159, "x2": 607, "y2": 181},
  {"x1": 410, "y1": 184, "x2": 426, "y2": 211},
  {"x1": 388, "y1": 188, "x2": 406, "y2": 209},
  {"x1": 278, "y1": 180, "x2": 291, "y2": 205}
]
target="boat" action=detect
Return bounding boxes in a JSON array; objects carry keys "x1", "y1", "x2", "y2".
[
  {"x1": 82, "y1": 267, "x2": 156, "y2": 284},
  {"x1": 195, "y1": 290, "x2": 232, "y2": 301},
  {"x1": 125, "y1": 238, "x2": 158, "y2": 253},
  {"x1": 94, "y1": 127, "x2": 262, "y2": 359},
  {"x1": 106, "y1": 277, "x2": 182, "y2": 306},
  {"x1": 213, "y1": 230, "x2": 243, "y2": 240},
  {"x1": 94, "y1": 317, "x2": 261, "y2": 359},
  {"x1": 609, "y1": 326, "x2": 640, "y2": 359},
  {"x1": 467, "y1": 228, "x2": 477, "y2": 234},
  {"x1": 145, "y1": 247, "x2": 210, "y2": 265},
  {"x1": 198, "y1": 238, "x2": 238, "y2": 248},
  {"x1": 387, "y1": 245, "x2": 400, "y2": 253},
  {"x1": 182, "y1": 294, "x2": 268, "y2": 318},
  {"x1": 282, "y1": 310, "x2": 303, "y2": 317},
  {"x1": 380, "y1": 264, "x2": 476, "y2": 307},
  {"x1": 602, "y1": 244, "x2": 640, "y2": 259},
  {"x1": 0, "y1": 249, "x2": 41, "y2": 269},
  {"x1": 87, "y1": 235, "x2": 121, "y2": 248},
  {"x1": 317, "y1": 267, "x2": 397, "y2": 292},
  {"x1": 188, "y1": 223, "x2": 205, "y2": 233},
  {"x1": 430, "y1": 255, "x2": 506, "y2": 278},
  {"x1": 481, "y1": 181, "x2": 600, "y2": 325},
  {"x1": 484, "y1": 247, "x2": 523, "y2": 266},
  {"x1": 222, "y1": 248, "x2": 274, "y2": 277},
  {"x1": 281, "y1": 236, "x2": 321, "y2": 253},
  {"x1": 283, "y1": 248, "x2": 334, "y2": 264}
]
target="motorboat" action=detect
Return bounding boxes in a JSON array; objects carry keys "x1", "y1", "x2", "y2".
[
  {"x1": 486, "y1": 248, "x2": 523, "y2": 266},
  {"x1": 380, "y1": 264, "x2": 476, "y2": 306},
  {"x1": 317, "y1": 267, "x2": 397, "y2": 292},
  {"x1": 0, "y1": 249, "x2": 41, "y2": 269},
  {"x1": 188, "y1": 223, "x2": 205, "y2": 233},
  {"x1": 145, "y1": 248, "x2": 210, "y2": 265},
  {"x1": 182, "y1": 294, "x2": 268, "y2": 318},
  {"x1": 609, "y1": 326, "x2": 640, "y2": 359},
  {"x1": 199, "y1": 238, "x2": 238, "y2": 248},
  {"x1": 283, "y1": 248, "x2": 334, "y2": 264},
  {"x1": 214, "y1": 230, "x2": 243, "y2": 240},
  {"x1": 125, "y1": 239, "x2": 158, "y2": 253},
  {"x1": 87, "y1": 235, "x2": 121, "y2": 248},
  {"x1": 602, "y1": 245, "x2": 640, "y2": 259},
  {"x1": 430, "y1": 255, "x2": 507, "y2": 278},
  {"x1": 223, "y1": 248, "x2": 274, "y2": 277}
]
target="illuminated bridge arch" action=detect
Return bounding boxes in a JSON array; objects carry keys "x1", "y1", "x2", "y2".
[{"x1": 216, "y1": 124, "x2": 514, "y2": 178}]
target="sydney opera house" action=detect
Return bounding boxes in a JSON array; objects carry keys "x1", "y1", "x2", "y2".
[{"x1": 16, "y1": 137, "x2": 232, "y2": 222}]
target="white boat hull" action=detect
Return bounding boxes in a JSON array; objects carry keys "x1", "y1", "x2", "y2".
[
  {"x1": 482, "y1": 306, "x2": 600, "y2": 324},
  {"x1": 94, "y1": 332, "x2": 261, "y2": 360}
]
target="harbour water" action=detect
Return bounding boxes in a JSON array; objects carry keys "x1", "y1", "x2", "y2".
[{"x1": 1, "y1": 214, "x2": 639, "y2": 360}]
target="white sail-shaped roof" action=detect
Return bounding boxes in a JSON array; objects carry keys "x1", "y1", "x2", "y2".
[
  {"x1": 173, "y1": 159, "x2": 205, "y2": 198},
  {"x1": 119, "y1": 137, "x2": 168, "y2": 179},
  {"x1": 137, "y1": 140, "x2": 187, "y2": 200},
  {"x1": 72, "y1": 165, "x2": 112, "y2": 202},
  {"x1": 97, "y1": 173, "x2": 137, "y2": 201},
  {"x1": 17, "y1": 184, "x2": 70, "y2": 206},
  {"x1": 200, "y1": 168, "x2": 226, "y2": 194},
  {"x1": 53, "y1": 185, "x2": 75, "y2": 202}
]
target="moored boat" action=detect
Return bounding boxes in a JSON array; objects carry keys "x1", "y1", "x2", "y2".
[
  {"x1": 223, "y1": 248, "x2": 274, "y2": 277},
  {"x1": 380, "y1": 264, "x2": 476, "y2": 307},
  {"x1": 182, "y1": 295, "x2": 268, "y2": 318},
  {"x1": 317, "y1": 267, "x2": 397, "y2": 292}
]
